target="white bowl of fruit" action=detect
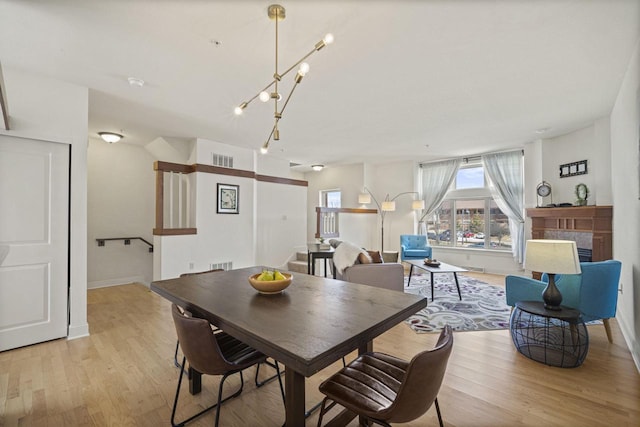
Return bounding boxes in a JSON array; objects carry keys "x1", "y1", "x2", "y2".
[{"x1": 248, "y1": 270, "x2": 292, "y2": 294}]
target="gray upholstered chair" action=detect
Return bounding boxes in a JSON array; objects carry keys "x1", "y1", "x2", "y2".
[{"x1": 316, "y1": 325, "x2": 454, "y2": 427}]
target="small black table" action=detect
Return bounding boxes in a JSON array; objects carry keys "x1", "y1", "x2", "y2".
[
  {"x1": 307, "y1": 243, "x2": 336, "y2": 278},
  {"x1": 510, "y1": 301, "x2": 589, "y2": 368}
]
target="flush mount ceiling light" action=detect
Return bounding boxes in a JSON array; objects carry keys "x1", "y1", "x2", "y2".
[
  {"x1": 98, "y1": 132, "x2": 123, "y2": 143},
  {"x1": 234, "y1": 4, "x2": 333, "y2": 154},
  {"x1": 127, "y1": 77, "x2": 145, "y2": 87},
  {"x1": 311, "y1": 164, "x2": 324, "y2": 171}
]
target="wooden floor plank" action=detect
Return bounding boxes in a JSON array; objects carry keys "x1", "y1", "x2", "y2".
[{"x1": 0, "y1": 280, "x2": 638, "y2": 426}]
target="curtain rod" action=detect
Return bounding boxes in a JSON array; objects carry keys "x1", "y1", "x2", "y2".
[{"x1": 419, "y1": 148, "x2": 523, "y2": 167}]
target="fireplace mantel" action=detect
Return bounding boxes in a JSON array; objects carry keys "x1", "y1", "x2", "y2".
[{"x1": 526, "y1": 205, "x2": 612, "y2": 262}]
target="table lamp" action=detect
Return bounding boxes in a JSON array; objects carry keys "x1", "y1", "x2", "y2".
[{"x1": 523, "y1": 239, "x2": 581, "y2": 310}]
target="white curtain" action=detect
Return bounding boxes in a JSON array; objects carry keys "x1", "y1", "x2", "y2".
[
  {"x1": 418, "y1": 159, "x2": 461, "y2": 231},
  {"x1": 482, "y1": 151, "x2": 525, "y2": 264}
]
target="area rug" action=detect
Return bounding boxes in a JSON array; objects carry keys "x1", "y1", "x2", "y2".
[{"x1": 404, "y1": 273, "x2": 512, "y2": 333}]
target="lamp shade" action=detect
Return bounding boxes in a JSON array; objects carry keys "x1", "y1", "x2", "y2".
[
  {"x1": 358, "y1": 193, "x2": 371, "y2": 204},
  {"x1": 381, "y1": 201, "x2": 396, "y2": 211},
  {"x1": 412, "y1": 199, "x2": 425, "y2": 210},
  {"x1": 523, "y1": 240, "x2": 581, "y2": 274}
]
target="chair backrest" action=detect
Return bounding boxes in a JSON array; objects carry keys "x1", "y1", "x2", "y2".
[
  {"x1": 553, "y1": 260, "x2": 621, "y2": 321},
  {"x1": 385, "y1": 325, "x2": 454, "y2": 423},
  {"x1": 171, "y1": 304, "x2": 231, "y2": 375},
  {"x1": 400, "y1": 234, "x2": 427, "y2": 249}
]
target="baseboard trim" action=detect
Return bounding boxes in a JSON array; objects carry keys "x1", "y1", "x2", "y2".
[
  {"x1": 67, "y1": 323, "x2": 89, "y2": 340},
  {"x1": 88, "y1": 275, "x2": 148, "y2": 289}
]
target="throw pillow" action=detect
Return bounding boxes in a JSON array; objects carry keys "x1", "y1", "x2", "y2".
[
  {"x1": 357, "y1": 252, "x2": 372, "y2": 264},
  {"x1": 367, "y1": 250, "x2": 384, "y2": 263},
  {"x1": 329, "y1": 239, "x2": 342, "y2": 248}
]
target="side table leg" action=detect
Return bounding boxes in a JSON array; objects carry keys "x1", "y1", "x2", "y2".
[
  {"x1": 453, "y1": 273, "x2": 462, "y2": 300},
  {"x1": 407, "y1": 264, "x2": 414, "y2": 286},
  {"x1": 430, "y1": 272, "x2": 435, "y2": 301},
  {"x1": 307, "y1": 251, "x2": 311, "y2": 275}
]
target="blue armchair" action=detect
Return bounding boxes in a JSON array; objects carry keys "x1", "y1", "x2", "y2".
[
  {"x1": 505, "y1": 260, "x2": 622, "y2": 342},
  {"x1": 400, "y1": 234, "x2": 433, "y2": 261}
]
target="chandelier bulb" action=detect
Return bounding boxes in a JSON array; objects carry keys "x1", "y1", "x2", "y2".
[
  {"x1": 323, "y1": 33, "x2": 334, "y2": 45},
  {"x1": 259, "y1": 91, "x2": 270, "y2": 102},
  {"x1": 299, "y1": 62, "x2": 310, "y2": 76},
  {"x1": 260, "y1": 146, "x2": 268, "y2": 154},
  {"x1": 234, "y1": 102, "x2": 248, "y2": 115}
]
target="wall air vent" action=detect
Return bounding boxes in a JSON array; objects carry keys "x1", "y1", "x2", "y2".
[
  {"x1": 289, "y1": 162, "x2": 301, "y2": 167},
  {"x1": 210, "y1": 261, "x2": 233, "y2": 271},
  {"x1": 212, "y1": 153, "x2": 234, "y2": 168}
]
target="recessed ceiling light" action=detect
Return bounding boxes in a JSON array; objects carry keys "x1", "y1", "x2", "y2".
[
  {"x1": 127, "y1": 77, "x2": 145, "y2": 87},
  {"x1": 98, "y1": 132, "x2": 123, "y2": 143}
]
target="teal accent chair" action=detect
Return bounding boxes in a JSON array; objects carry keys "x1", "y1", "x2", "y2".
[
  {"x1": 400, "y1": 234, "x2": 433, "y2": 261},
  {"x1": 505, "y1": 260, "x2": 622, "y2": 342}
]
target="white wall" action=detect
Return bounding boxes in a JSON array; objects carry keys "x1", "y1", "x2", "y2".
[
  {"x1": 540, "y1": 121, "x2": 612, "y2": 206},
  {"x1": 154, "y1": 139, "x2": 307, "y2": 279},
  {"x1": 303, "y1": 162, "x2": 376, "y2": 249},
  {"x1": 610, "y1": 38, "x2": 640, "y2": 369},
  {"x1": 0, "y1": 68, "x2": 89, "y2": 339},
  {"x1": 87, "y1": 139, "x2": 155, "y2": 287}
]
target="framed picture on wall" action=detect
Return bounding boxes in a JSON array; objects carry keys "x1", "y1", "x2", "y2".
[{"x1": 217, "y1": 183, "x2": 239, "y2": 214}]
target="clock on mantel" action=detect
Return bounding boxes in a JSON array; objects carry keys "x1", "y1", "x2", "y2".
[{"x1": 536, "y1": 181, "x2": 552, "y2": 207}]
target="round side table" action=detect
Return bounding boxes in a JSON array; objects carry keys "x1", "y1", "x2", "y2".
[{"x1": 510, "y1": 301, "x2": 589, "y2": 368}]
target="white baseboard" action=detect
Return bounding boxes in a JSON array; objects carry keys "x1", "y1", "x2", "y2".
[
  {"x1": 88, "y1": 275, "x2": 149, "y2": 289},
  {"x1": 67, "y1": 323, "x2": 89, "y2": 340}
]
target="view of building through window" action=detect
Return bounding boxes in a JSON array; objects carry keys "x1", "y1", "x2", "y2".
[
  {"x1": 423, "y1": 163, "x2": 512, "y2": 250},
  {"x1": 321, "y1": 190, "x2": 341, "y2": 208}
]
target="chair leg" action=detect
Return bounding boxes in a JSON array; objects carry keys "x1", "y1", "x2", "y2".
[
  {"x1": 254, "y1": 360, "x2": 286, "y2": 409},
  {"x1": 174, "y1": 340, "x2": 181, "y2": 368},
  {"x1": 434, "y1": 397, "x2": 444, "y2": 427},
  {"x1": 170, "y1": 356, "x2": 245, "y2": 427},
  {"x1": 254, "y1": 359, "x2": 283, "y2": 387},
  {"x1": 316, "y1": 397, "x2": 329, "y2": 427},
  {"x1": 603, "y1": 318, "x2": 613, "y2": 343}
]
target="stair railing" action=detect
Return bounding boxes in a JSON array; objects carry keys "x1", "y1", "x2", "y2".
[
  {"x1": 315, "y1": 207, "x2": 377, "y2": 239},
  {"x1": 96, "y1": 237, "x2": 154, "y2": 253}
]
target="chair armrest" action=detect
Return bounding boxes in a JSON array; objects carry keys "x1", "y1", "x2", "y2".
[
  {"x1": 505, "y1": 275, "x2": 547, "y2": 307},
  {"x1": 342, "y1": 263, "x2": 404, "y2": 292}
]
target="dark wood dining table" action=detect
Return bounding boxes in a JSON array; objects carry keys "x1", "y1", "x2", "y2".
[{"x1": 151, "y1": 266, "x2": 427, "y2": 426}]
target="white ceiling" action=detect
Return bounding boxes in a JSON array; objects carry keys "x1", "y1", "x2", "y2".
[{"x1": 1, "y1": 1, "x2": 638, "y2": 170}]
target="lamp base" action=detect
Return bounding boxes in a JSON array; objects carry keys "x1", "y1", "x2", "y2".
[{"x1": 542, "y1": 273, "x2": 562, "y2": 311}]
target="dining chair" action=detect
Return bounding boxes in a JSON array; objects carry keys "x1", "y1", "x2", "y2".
[
  {"x1": 174, "y1": 269, "x2": 224, "y2": 367},
  {"x1": 316, "y1": 325, "x2": 453, "y2": 427},
  {"x1": 170, "y1": 304, "x2": 285, "y2": 427}
]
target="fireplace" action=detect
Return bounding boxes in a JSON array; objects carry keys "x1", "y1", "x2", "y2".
[
  {"x1": 577, "y1": 248, "x2": 593, "y2": 262},
  {"x1": 526, "y1": 206, "x2": 612, "y2": 277}
]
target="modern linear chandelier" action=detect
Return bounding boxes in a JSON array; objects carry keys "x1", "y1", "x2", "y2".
[{"x1": 233, "y1": 4, "x2": 333, "y2": 154}]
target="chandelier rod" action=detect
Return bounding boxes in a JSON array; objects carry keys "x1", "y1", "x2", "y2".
[{"x1": 274, "y1": 6, "x2": 280, "y2": 121}]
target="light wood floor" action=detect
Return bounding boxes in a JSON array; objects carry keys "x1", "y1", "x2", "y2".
[{"x1": 1, "y1": 274, "x2": 639, "y2": 426}]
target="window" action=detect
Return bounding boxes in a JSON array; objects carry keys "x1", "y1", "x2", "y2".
[
  {"x1": 455, "y1": 165, "x2": 485, "y2": 189},
  {"x1": 423, "y1": 161, "x2": 512, "y2": 251},
  {"x1": 320, "y1": 189, "x2": 341, "y2": 208}
]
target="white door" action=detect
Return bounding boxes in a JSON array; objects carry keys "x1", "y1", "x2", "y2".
[{"x1": 0, "y1": 135, "x2": 69, "y2": 351}]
